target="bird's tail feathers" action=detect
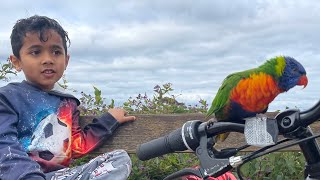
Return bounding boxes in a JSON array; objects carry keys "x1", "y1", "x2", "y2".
[
  {"x1": 206, "y1": 117, "x2": 230, "y2": 143},
  {"x1": 214, "y1": 132, "x2": 230, "y2": 143}
]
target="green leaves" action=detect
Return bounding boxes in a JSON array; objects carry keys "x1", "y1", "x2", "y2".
[
  {"x1": 240, "y1": 152, "x2": 304, "y2": 180},
  {"x1": 0, "y1": 58, "x2": 16, "y2": 81},
  {"x1": 93, "y1": 86, "x2": 102, "y2": 105},
  {"x1": 129, "y1": 153, "x2": 199, "y2": 180},
  {"x1": 78, "y1": 86, "x2": 114, "y2": 116},
  {"x1": 123, "y1": 83, "x2": 208, "y2": 114}
]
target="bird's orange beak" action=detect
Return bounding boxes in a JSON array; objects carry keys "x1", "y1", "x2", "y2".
[{"x1": 297, "y1": 75, "x2": 308, "y2": 88}]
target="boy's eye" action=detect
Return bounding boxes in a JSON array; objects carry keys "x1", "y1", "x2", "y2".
[
  {"x1": 53, "y1": 50, "x2": 62, "y2": 55},
  {"x1": 30, "y1": 50, "x2": 40, "y2": 55}
]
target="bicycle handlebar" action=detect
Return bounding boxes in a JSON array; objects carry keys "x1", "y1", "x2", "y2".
[
  {"x1": 299, "y1": 100, "x2": 320, "y2": 127},
  {"x1": 136, "y1": 120, "x2": 245, "y2": 161},
  {"x1": 136, "y1": 128, "x2": 186, "y2": 161},
  {"x1": 137, "y1": 100, "x2": 320, "y2": 161},
  {"x1": 136, "y1": 100, "x2": 320, "y2": 179},
  {"x1": 136, "y1": 120, "x2": 202, "y2": 161}
]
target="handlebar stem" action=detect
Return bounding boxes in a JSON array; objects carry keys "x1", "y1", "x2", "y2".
[
  {"x1": 299, "y1": 100, "x2": 320, "y2": 127},
  {"x1": 276, "y1": 107, "x2": 320, "y2": 168},
  {"x1": 297, "y1": 127, "x2": 320, "y2": 165}
]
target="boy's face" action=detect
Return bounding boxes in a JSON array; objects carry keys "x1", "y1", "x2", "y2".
[{"x1": 10, "y1": 29, "x2": 69, "y2": 91}]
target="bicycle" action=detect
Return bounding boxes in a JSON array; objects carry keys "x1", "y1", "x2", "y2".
[{"x1": 136, "y1": 100, "x2": 320, "y2": 179}]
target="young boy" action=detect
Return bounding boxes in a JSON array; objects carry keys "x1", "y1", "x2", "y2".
[{"x1": 0, "y1": 15, "x2": 136, "y2": 179}]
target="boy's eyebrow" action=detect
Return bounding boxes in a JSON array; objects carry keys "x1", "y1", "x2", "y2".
[
  {"x1": 26, "y1": 44, "x2": 64, "y2": 50},
  {"x1": 26, "y1": 45, "x2": 42, "y2": 50},
  {"x1": 51, "y1": 44, "x2": 64, "y2": 50}
]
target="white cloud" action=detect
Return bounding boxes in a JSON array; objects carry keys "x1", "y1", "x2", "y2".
[{"x1": 1, "y1": 0, "x2": 320, "y2": 112}]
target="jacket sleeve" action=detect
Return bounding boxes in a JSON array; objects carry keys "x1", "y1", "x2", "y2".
[
  {"x1": 0, "y1": 97, "x2": 46, "y2": 180},
  {"x1": 71, "y1": 109, "x2": 120, "y2": 158}
]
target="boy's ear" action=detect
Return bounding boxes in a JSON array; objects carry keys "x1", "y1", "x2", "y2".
[
  {"x1": 65, "y1": 54, "x2": 70, "y2": 70},
  {"x1": 9, "y1": 55, "x2": 22, "y2": 72}
]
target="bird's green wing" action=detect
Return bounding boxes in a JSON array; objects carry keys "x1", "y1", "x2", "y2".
[{"x1": 206, "y1": 70, "x2": 253, "y2": 119}]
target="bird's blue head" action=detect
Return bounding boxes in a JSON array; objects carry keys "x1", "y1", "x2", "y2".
[{"x1": 278, "y1": 56, "x2": 308, "y2": 91}]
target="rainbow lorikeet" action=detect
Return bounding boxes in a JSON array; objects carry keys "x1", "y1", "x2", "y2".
[{"x1": 206, "y1": 56, "x2": 308, "y2": 142}]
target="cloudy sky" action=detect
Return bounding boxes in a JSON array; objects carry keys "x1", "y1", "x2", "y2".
[{"x1": 0, "y1": 0, "x2": 320, "y2": 111}]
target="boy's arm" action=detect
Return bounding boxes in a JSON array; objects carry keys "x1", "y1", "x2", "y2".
[
  {"x1": 71, "y1": 110, "x2": 120, "y2": 158},
  {"x1": 71, "y1": 108, "x2": 136, "y2": 158},
  {"x1": 0, "y1": 98, "x2": 46, "y2": 179}
]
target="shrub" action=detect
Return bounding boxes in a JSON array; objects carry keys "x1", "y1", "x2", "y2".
[
  {"x1": 123, "y1": 83, "x2": 207, "y2": 114},
  {"x1": 0, "y1": 58, "x2": 16, "y2": 81}
]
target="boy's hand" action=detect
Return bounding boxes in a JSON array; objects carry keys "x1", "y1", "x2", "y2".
[{"x1": 108, "y1": 108, "x2": 136, "y2": 124}]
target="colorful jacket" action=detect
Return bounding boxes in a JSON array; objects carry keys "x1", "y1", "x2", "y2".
[{"x1": 0, "y1": 81, "x2": 120, "y2": 179}]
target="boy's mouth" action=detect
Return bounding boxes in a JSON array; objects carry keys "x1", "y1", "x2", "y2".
[
  {"x1": 41, "y1": 69, "x2": 56, "y2": 78},
  {"x1": 42, "y1": 69, "x2": 56, "y2": 74}
]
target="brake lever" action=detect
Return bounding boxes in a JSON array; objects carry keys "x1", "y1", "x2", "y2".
[
  {"x1": 194, "y1": 123, "x2": 235, "y2": 178},
  {"x1": 165, "y1": 122, "x2": 242, "y2": 180},
  {"x1": 164, "y1": 138, "x2": 239, "y2": 180}
]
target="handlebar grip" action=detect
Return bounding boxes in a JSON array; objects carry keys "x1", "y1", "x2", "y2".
[{"x1": 136, "y1": 128, "x2": 187, "y2": 161}]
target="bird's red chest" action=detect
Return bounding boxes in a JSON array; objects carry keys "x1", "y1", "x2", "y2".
[{"x1": 230, "y1": 73, "x2": 282, "y2": 112}]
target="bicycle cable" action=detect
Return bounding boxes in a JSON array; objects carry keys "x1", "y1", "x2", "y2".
[{"x1": 236, "y1": 133, "x2": 320, "y2": 180}]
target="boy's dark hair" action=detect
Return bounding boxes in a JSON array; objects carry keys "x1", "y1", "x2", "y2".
[{"x1": 10, "y1": 15, "x2": 70, "y2": 59}]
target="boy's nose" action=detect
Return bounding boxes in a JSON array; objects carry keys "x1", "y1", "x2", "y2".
[
  {"x1": 42, "y1": 53, "x2": 54, "y2": 65},
  {"x1": 43, "y1": 59, "x2": 54, "y2": 65}
]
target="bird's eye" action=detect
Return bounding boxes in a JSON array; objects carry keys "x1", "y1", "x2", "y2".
[{"x1": 293, "y1": 68, "x2": 298, "y2": 72}]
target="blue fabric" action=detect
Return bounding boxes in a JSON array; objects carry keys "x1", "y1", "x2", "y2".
[{"x1": 0, "y1": 81, "x2": 119, "y2": 180}]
